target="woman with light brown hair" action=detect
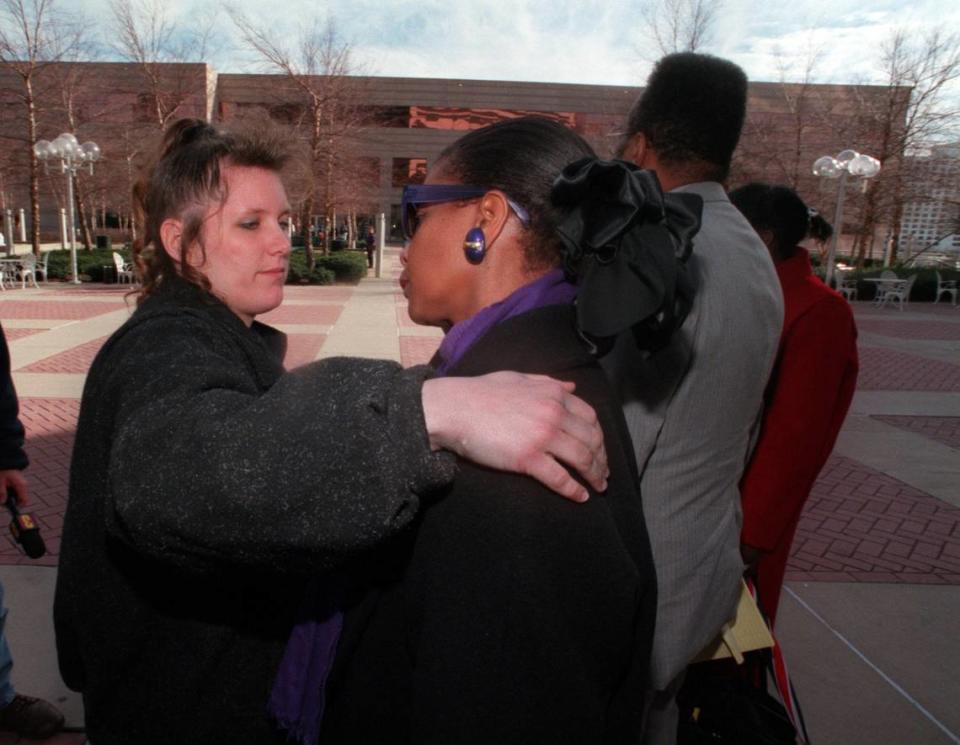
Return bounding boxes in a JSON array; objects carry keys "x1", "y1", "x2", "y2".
[{"x1": 53, "y1": 118, "x2": 609, "y2": 745}]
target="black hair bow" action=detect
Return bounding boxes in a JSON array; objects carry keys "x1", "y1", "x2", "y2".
[{"x1": 552, "y1": 158, "x2": 702, "y2": 356}]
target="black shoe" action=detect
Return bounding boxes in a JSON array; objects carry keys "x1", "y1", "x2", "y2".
[{"x1": 0, "y1": 694, "x2": 65, "y2": 738}]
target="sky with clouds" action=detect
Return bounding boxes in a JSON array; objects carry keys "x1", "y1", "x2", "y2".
[{"x1": 71, "y1": 0, "x2": 960, "y2": 96}]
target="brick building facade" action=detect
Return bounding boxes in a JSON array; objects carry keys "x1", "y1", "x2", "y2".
[{"x1": 1, "y1": 62, "x2": 903, "y2": 250}]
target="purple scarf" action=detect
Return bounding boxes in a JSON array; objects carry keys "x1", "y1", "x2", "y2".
[
  {"x1": 268, "y1": 269, "x2": 577, "y2": 744},
  {"x1": 435, "y1": 269, "x2": 578, "y2": 375},
  {"x1": 268, "y1": 580, "x2": 342, "y2": 745}
]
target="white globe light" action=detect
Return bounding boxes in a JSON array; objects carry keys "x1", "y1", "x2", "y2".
[
  {"x1": 813, "y1": 156, "x2": 841, "y2": 178},
  {"x1": 836, "y1": 149, "x2": 858, "y2": 167},
  {"x1": 81, "y1": 141, "x2": 101, "y2": 162},
  {"x1": 861, "y1": 155, "x2": 881, "y2": 178},
  {"x1": 848, "y1": 154, "x2": 869, "y2": 176},
  {"x1": 53, "y1": 136, "x2": 71, "y2": 156},
  {"x1": 55, "y1": 134, "x2": 82, "y2": 160},
  {"x1": 33, "y1": 140, "x2": 52, "y2": 160}
]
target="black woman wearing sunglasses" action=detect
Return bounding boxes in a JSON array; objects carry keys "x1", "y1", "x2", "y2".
[{"x1": 302, "y1": 116, "x2": 701, "y2": 744}]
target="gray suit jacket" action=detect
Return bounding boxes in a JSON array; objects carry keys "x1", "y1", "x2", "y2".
[{"x1": 602, "y1": 181, "x2": 783, "y2": 690}]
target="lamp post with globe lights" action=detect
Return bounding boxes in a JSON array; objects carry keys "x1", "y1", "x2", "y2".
[
  {"x1": 812, "y1": 149, "x2": 881, "y2": 288},
  {"x1": 34, "y1": 133, "x2": 101, "y2": 285}
]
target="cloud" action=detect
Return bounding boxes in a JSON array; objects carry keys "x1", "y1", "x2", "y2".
[{"x1": 59, "y1": 0, "x2": 960, "y2": 109}]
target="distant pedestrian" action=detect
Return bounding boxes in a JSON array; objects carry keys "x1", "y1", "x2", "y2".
[
  {"x1": 364, "y1": 225, "x2": 376, "y2": 268},
  {"x1": 730, "y1": 182, "x2": 858, "y2": 625}
]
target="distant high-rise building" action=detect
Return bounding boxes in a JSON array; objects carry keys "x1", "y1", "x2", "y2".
[{"x1": 899, "y1": 143, "x2": 960, "y2": 262}]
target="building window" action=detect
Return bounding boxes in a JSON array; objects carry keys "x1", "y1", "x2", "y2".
[
  {"x1": 389, "y1": 203, "x2": 404, "y2": 240},
  {"x1": 268, "y1": 103, "x2": 304, "y2": 124},
  {"x1": 392, "y1": 158, "x2": 427, "y2": 187},
  {"x1": 409, "y1": 106, "x2": 576, "y2": 131}
]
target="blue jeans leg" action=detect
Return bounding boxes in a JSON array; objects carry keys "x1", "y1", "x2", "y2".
[{"x1": 0, "y1": 580, "x2": 16, "y2": 708}]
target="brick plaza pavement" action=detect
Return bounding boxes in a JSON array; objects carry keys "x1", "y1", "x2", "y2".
[
  {"x1": 0, "y1": 263, "x2": 958, "y2": 742},
  {"x1": 4, "y1": 288, "x2": 957, "y2": 585}
]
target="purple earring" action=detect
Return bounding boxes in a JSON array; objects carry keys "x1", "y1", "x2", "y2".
[{"x1": 463, "y1": 227, "x2": 486, "y2": 264}]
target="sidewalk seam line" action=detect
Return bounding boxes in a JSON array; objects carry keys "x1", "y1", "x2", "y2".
[{"x1": 784, "y1": 585, "x2": 960, "y2": 744}]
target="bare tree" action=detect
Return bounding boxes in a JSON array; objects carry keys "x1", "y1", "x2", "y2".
[
  {"x1": 0, "y1": 0, "x2": 87, "y2": 254},
  {"x1": 229, "y1": 9, "x2": 366, "y2": 267},
  {"x1": 47, "y1": 59, "x2": 102, "y2": 249},
  {"x1": 851, "y1": 28, "x2": 960, "y2": 264},
  {"x1": 640, "y1": 0, "x2": 722, "y2": 57},
  {"x1": 110, "y1": 0, "x2": 212, "y2": 130}
]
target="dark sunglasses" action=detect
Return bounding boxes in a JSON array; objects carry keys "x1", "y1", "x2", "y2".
[{"x1": 400, "y1": 184, "x2": 531, "y2": 240}]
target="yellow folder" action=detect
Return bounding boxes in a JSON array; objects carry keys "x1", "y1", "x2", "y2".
[{"x1": 693, "y1": 580, "x2": 775, "y2": 665}]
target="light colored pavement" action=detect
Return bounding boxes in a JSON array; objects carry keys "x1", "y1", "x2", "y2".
[
  {"x1": 780, "y1": 301, "x2": 960, "y2": 745},
  {"x1": 0, "y1": 248, "x2": 958, "y2": 743}
]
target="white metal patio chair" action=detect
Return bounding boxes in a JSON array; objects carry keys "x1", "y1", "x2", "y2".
[
  {"x1": 837, "y1": 274, "x2": 858, "y2": 301},
  {"x1": 880, "y1": 274, "x2": 917, "y2": 311},
  {"x1": 18, "y1": 253, "x2": 39, "y2": 289},
  {"x1": 35, "y1": 251, "x2": 50, "y2": 283},
  {"x1": 934, "y1": 271, "x2": 957, "y2": 305},
  {"x1": 113, "y1": 251, "x2": 135, "y2": 284}
]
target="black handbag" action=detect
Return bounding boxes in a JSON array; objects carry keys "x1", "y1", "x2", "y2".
[
  {"x1": 677, "y1": 580, "x2": 810, "y2": 745},
  {"x1": 677, "y1": 654, "x2": 800, "y2": 745}
]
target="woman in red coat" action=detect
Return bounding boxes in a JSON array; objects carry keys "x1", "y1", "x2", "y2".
[{"x1": 730, "y1": 184, "x2": 859, "y2": 625}]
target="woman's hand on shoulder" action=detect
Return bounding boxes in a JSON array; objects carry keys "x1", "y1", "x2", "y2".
[{"x1": 421, "y1": 372, "x2": 608, "y2": 503}]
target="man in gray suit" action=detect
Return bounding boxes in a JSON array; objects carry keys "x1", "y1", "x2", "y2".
[{"x1": 602, "y1": 52, "x2": 784, "y2": 742}]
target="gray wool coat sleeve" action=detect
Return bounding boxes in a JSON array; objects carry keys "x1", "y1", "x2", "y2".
[{"x1": 97, "y1": 310, "x2": 455, "y2": 575}]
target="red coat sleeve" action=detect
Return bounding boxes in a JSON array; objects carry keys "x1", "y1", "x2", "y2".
[{"x1": 740, "y1": 295, "x2": 858, "y2": 552}]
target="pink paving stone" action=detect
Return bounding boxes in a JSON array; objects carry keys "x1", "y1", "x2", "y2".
[
  {"x1": 871, "y1": 415, "x2": 960, "y2": 451},
  {"x1": 856, "y1": 319, "x2": 960, "y2": 341},
  {"x1": 400, "y1": 336, "x2": 441, "y2": 368},
  {"x1": 850, "y1": 572, "x2": 904, "y2": 583},
  {"x1": 943, "y1": 543, "x2": 960, "y2": 558},
  {"x1": 283, "y1": 333, "x2": 326, "y2": 369},
  {"x1": 857, "y1": 347, "x2": 960, "y2": 391},
  {"x1": 830, "y1": 539, "x2": 857, "y2": 556},
  {"x1": 798, "y1": 571, "x2": 857, "y2": 582},
  {"x1": 0, "y1": 327, "x2": 43, "y2": 341},
  {"x1": 396, "y1": 303, "x2": 421, "y2": 328},
  {"x1": 19, "y1": 336, "x2": 109, "y2": 373},
  {"x1": 880, "y1": 539, "x2": 911, "y2": 558},
  {"x1": 257, "y1": 304, "x2": 343, "y2": 325},
  {"x1": 38, "y1": 285, "x2": 131, "y2": 296},
  {"x1": 0, "y1": 300, "x2": 124, "y2": 320},
  {"x1": 789, "y1": 455, "x2": 960, "y2": 585},
  {"x1": 897, "y1": 573, "x2": 950, "y2": 584},
  {"x1": 828, "y1": 554, "x2": 875, "y2": 571},
  {"x1": 282, "y1": 285, "x2": 354, "y2": 302},
  {"x1": 858, "y1": 541, "x2": 885, "y2": 557}
]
